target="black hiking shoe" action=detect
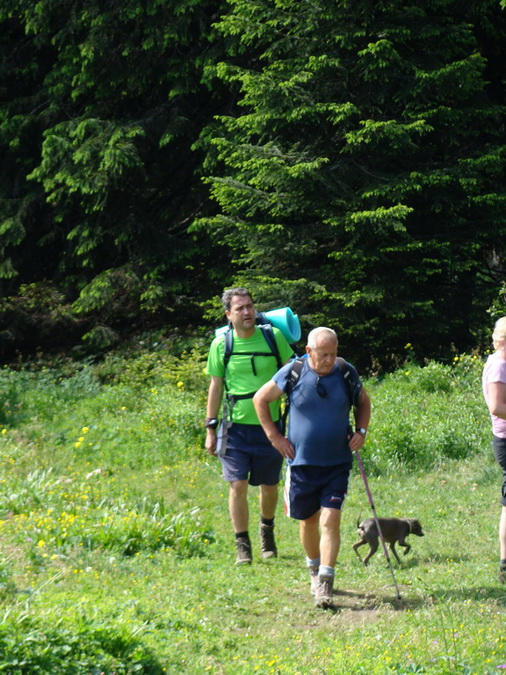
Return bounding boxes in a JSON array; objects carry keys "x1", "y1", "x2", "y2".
[
  {"x1": 260, "y1": 523, "x2": 277, "y2": 559},
  {"x1": 500, "y1": 564, "x2": 506, "y2": 584},
  {"x1": 235, "y1": 536, "x2": 252, "y2": 565}
]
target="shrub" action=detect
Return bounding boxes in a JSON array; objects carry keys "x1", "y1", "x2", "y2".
[
  {"x1": 9, "y1": 497, "x2": 214, "y2": 559},
  {"x1": 362, "y1": 356, "x2": 488, "y2": 474},
  {"x1": 0, "y1": 612, "x2": 164, "y2": 674}
]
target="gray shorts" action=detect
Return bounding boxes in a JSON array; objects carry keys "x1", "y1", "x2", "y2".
[
  {"x1": 220, "y1": 422, "x2": 283, "y2": 486},
  {"x1": 493, "y1": 435, "x2": 506, "y2": 506}
]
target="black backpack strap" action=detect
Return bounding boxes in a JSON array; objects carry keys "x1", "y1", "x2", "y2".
[
  {"x1": 222, "y1": 324, "x2": 286, "y2": 424},
  {"x1": 223, "y1": 324, "x2": 283, "y2": 382},
  {"x1": 223, "y1": 327, "x2": 234, "y2": 379},
  {"x1": 336, "y1": 357, "x2": 363, "y2": 407},
  {"x1": 258, "y1": 324, "x2": 283, "y2": 370},
  {"x1": 281, "y1": 357, "x2": 304, "y2": 434},
  {"x1": 285, "y1": 357, "x2": 304, "y2": 396}
]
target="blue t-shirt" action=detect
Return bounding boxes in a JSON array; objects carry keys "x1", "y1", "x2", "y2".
[{"x1": 273, "y1": 359, "x2": 352, "y2": 466}]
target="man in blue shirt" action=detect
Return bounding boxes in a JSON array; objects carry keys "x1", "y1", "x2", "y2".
[{"x1": 254, "y1": 327, "x2": 371, "y2": 608}]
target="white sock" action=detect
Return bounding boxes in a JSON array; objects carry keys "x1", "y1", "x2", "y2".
[
  {"x1": 318, "y1": 565, "x2": 334, "y2": 578},
  {"x1": 306, "y1": 556, "x2": 320, "y2": 569}
]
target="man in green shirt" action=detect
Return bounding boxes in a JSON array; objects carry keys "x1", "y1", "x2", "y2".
[{"x1": 205, "y1": 288, "x2": 294, "y2": 564}]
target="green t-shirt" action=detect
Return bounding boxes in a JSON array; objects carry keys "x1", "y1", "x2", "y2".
[{"x1": 206, "y1": 326, "x2": 294, "y2": 424}]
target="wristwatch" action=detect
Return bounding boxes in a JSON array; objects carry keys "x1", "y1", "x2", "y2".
[
  {"x1": 356, "y1": 427, "x2": 367, "y2": 436},
  {"x1": 205, "y1": 417, "x2": 219, "y2": 429}
]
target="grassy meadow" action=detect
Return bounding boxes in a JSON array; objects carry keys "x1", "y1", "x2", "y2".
[{"x1": 0, "y1": 342, "x2": 505, "y2": 674}]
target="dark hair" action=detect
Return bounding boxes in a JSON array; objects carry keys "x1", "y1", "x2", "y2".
[{"x1": 221, "y1": 287, "x2": 253, "y2": 311}]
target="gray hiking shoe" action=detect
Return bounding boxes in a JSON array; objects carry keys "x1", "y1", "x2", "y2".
[
  {"x1": 315, "y1": 575, "x2": 334, "y2": 608},
  {"x1": 235, "y1": 537, "x2": 252, "y2": 565},
  {"x1": 309, "y1": 566, "x2": 319, "y2": 596},
  {"x1": 260, "y1": 523, "x2": 277, "y2": 559}
]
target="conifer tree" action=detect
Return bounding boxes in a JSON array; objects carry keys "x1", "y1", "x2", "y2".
[
  {"x1": 197, "y1": 0, "x2": 506, "y2": 365},
  {"x1": 0, "y1": 0, "x2": 227, "y2": 349}
]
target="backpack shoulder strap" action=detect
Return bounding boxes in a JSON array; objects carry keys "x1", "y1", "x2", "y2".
[
  {"x1": 259, "y1": 324, "x2": 282, "y2": 370},
  {"x1": 222, "y1": 328, "x2": 235, "y2": 392},
  {"x1": 336, "y1": 356, "x2": 363, "y2": 407},
  {"x1": 280, "y1": 357, "x2": 304, "y2": 434},
  {"x1": 223, "y1": 328, "x2": 233, "y2": 372},
  {"x1": 285, "y1": 357, "x2": 304, "y2": 396},
  {"x1": 222, "y1": 324, "x2": 282, "y2": 387}
]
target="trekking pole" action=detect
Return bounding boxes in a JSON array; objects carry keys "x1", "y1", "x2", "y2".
[{"x1": 353, "y1": 448, "x2": 402, "y2": 602}]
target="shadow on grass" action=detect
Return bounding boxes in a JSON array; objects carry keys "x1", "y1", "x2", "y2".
[
  {"x1": 347, "y1": 554, "x2": 433, "y2": 571},
  {"x1": 330, "y1": 585, "x2": 506, "y2": 616},
  {"x1": 428, "y1": 586, "x2": 506, "y2": 605},
  {"x1": 328, "y1": 587, "x2": 427, "y2": 614},
  {"x1": 423, "y1": 553, "x2": 472, "y2": 564}
]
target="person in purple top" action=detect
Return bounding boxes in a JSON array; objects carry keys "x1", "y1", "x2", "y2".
[
  {"x1": 254, "y1": 327, "x2": 371, "y2": 608},
  {"x1": 482, "y1": 316, "x2": 506, "y2": 583}
]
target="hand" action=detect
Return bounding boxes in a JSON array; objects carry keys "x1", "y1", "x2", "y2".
[
  {"x1": 205, "y1": 428, "x2": 217, "y2": 456},
  {"x1": 270, "y1": 433, "x2": 295, "y2": 460},
  {"x1": 348, "y1": 431, "x2": 366, "y2": 452}
]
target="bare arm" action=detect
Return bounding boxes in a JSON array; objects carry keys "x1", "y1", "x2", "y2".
[
  {"x1": 487, "y1": 381, "x2": 506, "y2": 420},
  {"x1": 205, "y1": 376, "x2": 224, "y2": 456},
  {"x1": 349, "y1": 387, "x2": 371, "y2": 451},
  {"x1": 253, "y1": 380, "x2": 295, "y2": 459}
]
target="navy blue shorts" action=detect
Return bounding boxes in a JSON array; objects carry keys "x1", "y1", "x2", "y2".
[
  {"x1": 284, "y1": 463, "x2": 352, "y2": 520},
  {"x1": 493, "y1": 436, "x2": 506, "y2": 506},
  {"x1": 220, "y1": 423, "x2": 283, "y2": 486}
]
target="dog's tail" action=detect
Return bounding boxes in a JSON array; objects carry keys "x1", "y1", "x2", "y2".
[{"x1": 356, "y1": 511, "x2": 363, "y2": 529}]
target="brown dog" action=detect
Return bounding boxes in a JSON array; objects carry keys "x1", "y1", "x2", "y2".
[{"x1": 353, "y1": 516, "x2": 424, "y2": 565}]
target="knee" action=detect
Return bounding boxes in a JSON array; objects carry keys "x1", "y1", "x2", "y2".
[
  {"x1": 261, "y1": 484, "x2": 278, "y2": 497},
  {"x1": 301, "y1": 511, "x2": 319, "y2": 531},
  {"x1": 320, "y1": 508, "x2": 341, "y2": 532},
  {"x1": 230, "y1": 480, "x2": 248, "y2": 498}
]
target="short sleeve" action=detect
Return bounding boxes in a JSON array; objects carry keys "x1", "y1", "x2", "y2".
[{"x1": 205, "y1": 336, "x2": 225, "y2": 377}]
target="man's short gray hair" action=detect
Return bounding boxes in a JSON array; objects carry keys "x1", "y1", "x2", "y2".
[
  {"x1": 221, "y1": 287, "x2": 253, "y2": 311},
  {"x1": 307, "y1": 327, "x2": 338, "y2": 349}
]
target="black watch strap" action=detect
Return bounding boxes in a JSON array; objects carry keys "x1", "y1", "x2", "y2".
[{"x1": 205, "y1": 417, "x2": 219, "y2": 429}]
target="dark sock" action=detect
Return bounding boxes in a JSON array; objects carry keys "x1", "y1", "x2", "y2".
[
  {"x1": 261, "y1": 517, "x2": 274, "y2": 527},
  {"x1": 235, "y1": 531, "x2": 249, "y2": 540},
  {"x1": 500, "y1": 558, "x2": 506, "y2": 568}
]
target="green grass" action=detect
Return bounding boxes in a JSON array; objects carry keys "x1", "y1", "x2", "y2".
[{"x1": 0, "y1": 348, "x2": 505, "y2": 673}]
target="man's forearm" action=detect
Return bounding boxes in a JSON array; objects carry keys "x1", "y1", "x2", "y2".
[
  {"x1": 206, "y1": 377, "x2": 224, "y2": 418},
  {"x1": 354, "y1": 390, "x2": 371, "y2": 430},
  {"x1": 255, "y1": 399, "x2": 283, "y2": 443}
]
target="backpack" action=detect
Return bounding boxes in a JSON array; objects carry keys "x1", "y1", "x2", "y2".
[
  {"x1": 280, "y1": 356, "x2": 363, "y2": 432},
  {"x1": 223, "y1": 318, "x2": 283, "y2": 376},
  {"x1": 221, "y1": 315, "x2": 288, "y2": 420}
]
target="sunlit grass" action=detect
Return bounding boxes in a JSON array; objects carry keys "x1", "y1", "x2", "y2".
[{"x1": 0, "y1": 348, "x2": 504, "y2": 673}]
